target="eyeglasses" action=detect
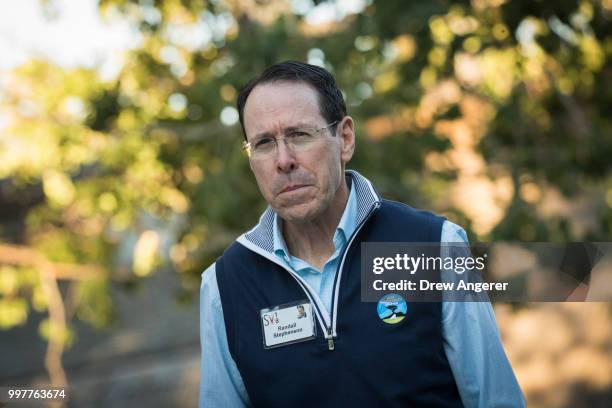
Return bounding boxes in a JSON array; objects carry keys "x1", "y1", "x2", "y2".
[{"x1": 242, "y1": 121, "x2": 339, "y2": 160}]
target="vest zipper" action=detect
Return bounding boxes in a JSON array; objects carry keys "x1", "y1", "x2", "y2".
[
  {"x1": 326, "y1": 328, "x2": 335, "y2": 350},
  {"x1": 326, "y1": 201, "x2": 381, "y2": 350}
]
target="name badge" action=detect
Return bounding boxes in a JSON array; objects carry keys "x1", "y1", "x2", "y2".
[{"x1": 260, "y1": 300, "x2": 317, "y2": 349}]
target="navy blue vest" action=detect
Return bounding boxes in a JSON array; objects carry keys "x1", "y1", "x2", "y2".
[{"x1": 216, "y1": 199, "x2": 464, "y2": 408}]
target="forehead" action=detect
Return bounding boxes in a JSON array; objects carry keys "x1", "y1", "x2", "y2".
[{"x1": 243, "y1": 81, "x2": 325, "y2": 139}]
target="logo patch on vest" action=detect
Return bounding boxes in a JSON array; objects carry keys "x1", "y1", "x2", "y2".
[{"x1": 377, "y1": 293, "x2": 407, "y2": 324}]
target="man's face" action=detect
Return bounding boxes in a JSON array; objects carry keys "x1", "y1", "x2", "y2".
[{"x1": 243, "y1": 81, "x2": 354, "y2": 223}]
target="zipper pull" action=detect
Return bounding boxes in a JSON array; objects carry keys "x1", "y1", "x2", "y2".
[{"x1": 327, "y1": 329, "x2": 335, "y2": 351}]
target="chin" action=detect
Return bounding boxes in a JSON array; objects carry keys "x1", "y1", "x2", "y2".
[{"x1": 274, "y1": 201, "x2": 323, "y2": 223}]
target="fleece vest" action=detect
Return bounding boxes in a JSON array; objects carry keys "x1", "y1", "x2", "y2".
[{"x1": 216, "y1": 195, "x2": 464, "y2": 408}]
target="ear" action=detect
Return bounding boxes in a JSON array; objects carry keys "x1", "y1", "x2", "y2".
[{"x1": 338, "y1": 116, "x2": 355, "y2": 165}]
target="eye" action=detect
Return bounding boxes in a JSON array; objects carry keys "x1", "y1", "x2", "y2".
[
  {"x1": 287, "y1": 131, "x2": 311, "y2": 139},
  {"x1": 254, "y1": 137, "x2": 274, "y2": 148}
]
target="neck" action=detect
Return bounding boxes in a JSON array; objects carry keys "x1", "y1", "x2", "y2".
[{"x1": 282, "y1": 180, "x2": 349, "y2": 271}]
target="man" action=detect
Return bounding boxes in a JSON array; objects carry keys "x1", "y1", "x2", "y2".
[
  {"x1": 200, "y1": 61, "x2": 525, "y2": 407},
  {"x1": 296, "y1": 304, "x2": 307, "y2": 319}
]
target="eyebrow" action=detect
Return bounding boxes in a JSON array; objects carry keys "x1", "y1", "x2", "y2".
[{"x1": 251, "y1": 123, "x2": 316, "y2": 140}]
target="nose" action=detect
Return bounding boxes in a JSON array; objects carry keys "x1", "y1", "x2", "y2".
[{"x1": 275, "y1": 139, "x2": 297, "y2": 173}]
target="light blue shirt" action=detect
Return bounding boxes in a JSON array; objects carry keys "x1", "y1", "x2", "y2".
[{"x1": 200, "y1": 182, "x2": 525, "y2": 407}]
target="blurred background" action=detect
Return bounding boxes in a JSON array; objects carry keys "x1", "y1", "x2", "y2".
[{"x1": 0, "y1": 0, "x2": 610, "y2": 407}]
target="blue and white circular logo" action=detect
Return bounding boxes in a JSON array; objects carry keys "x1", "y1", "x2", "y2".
[{"x1": 377, "y1": 293, "x2": 408, "y2": 324}]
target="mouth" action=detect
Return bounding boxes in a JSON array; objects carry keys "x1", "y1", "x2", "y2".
[{"x1": 279, "y1": 184, "x2": 311, "y2": 194}]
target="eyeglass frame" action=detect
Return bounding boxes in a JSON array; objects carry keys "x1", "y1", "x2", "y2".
[{"x1": 241, "y1": 120, "x2": 340, "y2": 159}]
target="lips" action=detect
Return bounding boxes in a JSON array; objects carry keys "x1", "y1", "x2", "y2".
[{"x1": 279, "y1": 184, "x2": 310, "y2": 194}]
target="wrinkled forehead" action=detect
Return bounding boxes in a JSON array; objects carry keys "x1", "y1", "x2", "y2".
[{"x1": 243, "y1": 81, "x2": 326, "y2": 139}]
